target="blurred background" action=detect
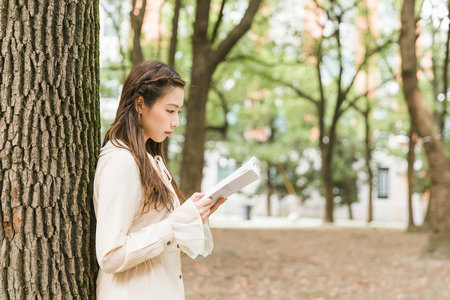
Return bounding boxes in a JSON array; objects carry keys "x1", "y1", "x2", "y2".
[{"x1": 98, "y1": 0, "x2": 450, "y2": 298}]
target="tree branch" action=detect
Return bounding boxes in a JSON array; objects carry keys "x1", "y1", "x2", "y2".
[
  {"x1": 211, "y1": 0, "x2": 227, "y2": 44},
  {"x1": 227, "y1": 54, "x2": 275, "y2": 67},
  {"x1": 210, "y1": 0, "x2": 263, "y2": 68},
  {"x1": 206, "y1": 84, "x2": 229, "y2": 138},
  {"x1": 341, "y1": 38, "x2": 394, "y2": 100},
  {"x1": 339, "y1": 74, "x2": 395, "y2": 117}
]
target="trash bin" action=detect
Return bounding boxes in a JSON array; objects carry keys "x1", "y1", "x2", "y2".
[{"x1": 242, "y1": 205, "x2": 252, "y2": 220}]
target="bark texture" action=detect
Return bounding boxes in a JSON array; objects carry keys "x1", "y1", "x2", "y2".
[
  {"x1": 399, "y1": 0, "x2": 450, "y2": 256},
  {"x1": 0, "y1": 0, "x2": 100, "y2": 298}
]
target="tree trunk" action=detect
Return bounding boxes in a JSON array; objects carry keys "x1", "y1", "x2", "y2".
[
  {"x1": 180, "y1": 0, "x2": 262, "y2": 196},
  {"x1": 364, "y1": 110, "x2": 374, "y2": 223},
  {"x1": 347, "y1": 203, "x2": 353, "y2": 220},
  {"x1": 321, "y1": 142, "x2": 335, "y2": 223},
  {"x1": 180, "y1": 56, "x2": 212, "y2": 194},
  {"x1": 156, "y1": 2, "x2": 164, "y2": 60},
  {"x1": 164, "y1": 0, "x2": 182, "y2": 160},
  {"x1": 423, "y1": 188, "x2": 432, "y2": 228},
  {"x1": 400, "y1": 0, "x2": 450, "y2": 256},
  {"x1": 440, "y1": 0, "x2": 450, "y2": 138},
  {"x1": 0, "y1": 1, "x2": 100, "y2": 298},
  {"x1": 168, "y1": 0, "x2": 182, "y2": 68},
  {"x1": 407, "y1": 123, "x2": 417, "y2": 230},
  {"x1": 130, "y1": 0, "x2": 147, "y2": 66},
  {"x1": 275, "y1": 163, "x2": 297, "y2": 195},
  {"x1": 266, "y1": 165, "x2": 272, "y2": 217}
]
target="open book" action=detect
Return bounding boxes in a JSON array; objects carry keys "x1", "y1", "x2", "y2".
[{"x1": 201, "y1": 156, "x2": 260, "y2": 206}]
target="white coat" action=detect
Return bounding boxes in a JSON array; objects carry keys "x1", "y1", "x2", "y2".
[{"x1": 93, "y1": 140, "x2": 213, "y2": 299}]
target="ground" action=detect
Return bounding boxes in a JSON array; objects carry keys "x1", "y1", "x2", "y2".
[{"x1": 182, "y1": 228, "x2": 450, "y2": 300}]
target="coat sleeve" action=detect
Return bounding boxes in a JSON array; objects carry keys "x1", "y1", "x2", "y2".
[
  {"x1": 168, "y1": 202, "x2": 214, "y2": 259},
  {"x1": 95, "y1": 151, "x2": 212, "y2": 274}
]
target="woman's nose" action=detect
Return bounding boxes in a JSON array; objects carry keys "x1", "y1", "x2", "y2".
[{"x1": 171, "y1": 117, "x2": 179, "y2": 128}]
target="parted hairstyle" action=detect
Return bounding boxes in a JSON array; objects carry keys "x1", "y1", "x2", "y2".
[{"x1": 103, "y1": 60, "x2": 185, "y2": 213}]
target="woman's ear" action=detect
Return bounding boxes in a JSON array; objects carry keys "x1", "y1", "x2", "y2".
[{"x1": 135, "y1": 96, "x2": 144, "y2": 114}]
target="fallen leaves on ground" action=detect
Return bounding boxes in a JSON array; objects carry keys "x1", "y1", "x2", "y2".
[{"x1": 182, "y1": 228, "x2": 450, "y2": 300}]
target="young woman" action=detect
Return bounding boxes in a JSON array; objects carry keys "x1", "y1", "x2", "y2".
[{"x1": 93, "y1": 60, "x2": 226, "y2": 299}]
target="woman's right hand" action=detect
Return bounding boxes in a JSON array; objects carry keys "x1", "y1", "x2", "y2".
[{"x1": 189, "y1": 193, "x2": 212, "y2": 224}]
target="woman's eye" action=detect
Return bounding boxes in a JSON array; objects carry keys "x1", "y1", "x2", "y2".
[
  {"x1": 178, "y1": 111, "x2": 182, "y2": 115},
  {"x1": 167, "y1": 110, "x2": 175, "y2": 113}
]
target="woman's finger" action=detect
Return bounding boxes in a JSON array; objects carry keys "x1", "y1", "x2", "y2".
[
  {"x1": 190, "y1": 192, "x2": 205, "y2": 202},
  {"x1": 210, "y1": 197, "x2": 227, "y2": 215}
]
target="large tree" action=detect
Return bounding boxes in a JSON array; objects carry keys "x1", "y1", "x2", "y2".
[
  {"x1": 180, "y1": 0, "x2": 263, "y2": 196},
  {"x1": 265, "y1": 0, "x2": 392, "y2": 222},
  {"x1": 399, "y1": 0, "x2": 450, "y2": 256},
  {"x1": 0, "y1": 1, "x2": 100, "y2": 298}
]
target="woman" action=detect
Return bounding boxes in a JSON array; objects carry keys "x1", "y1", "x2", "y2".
[{"x1": 93, "y1": 60, "x2": 226, "y2": 299}]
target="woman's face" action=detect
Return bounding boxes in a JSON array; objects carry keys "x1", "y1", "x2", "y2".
[{"x1": 139, "y1": 87, "x2": 184, "y2": 143}]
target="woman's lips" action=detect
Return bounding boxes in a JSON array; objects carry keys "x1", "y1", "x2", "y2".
[{"x1": 165, "y1": 131, "x2": 173, "y2": 136}]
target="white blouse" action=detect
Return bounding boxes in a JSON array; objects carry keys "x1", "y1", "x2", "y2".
[{"x1": 93, "y1": 140, "x2": 213, "y2": 299}]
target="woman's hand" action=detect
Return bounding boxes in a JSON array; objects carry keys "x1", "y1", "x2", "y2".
[
  {"x1": 209, "y1": 197, "x2": 227, "y2": 216},
  {"x1": 189, "y1": 193, "x2": 212, "y2": 224},
  {"x1": 189, "y1": 193, "x2": 227, "y2": 223}
]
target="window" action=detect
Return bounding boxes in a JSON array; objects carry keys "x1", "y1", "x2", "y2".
[{"x1": 377, "y1": 168, "x2": 389, "y2": 199}]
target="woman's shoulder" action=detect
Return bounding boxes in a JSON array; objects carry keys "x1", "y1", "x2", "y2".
[{"x1": 99, "y1": 139, "x2": 135, "y2": 163}]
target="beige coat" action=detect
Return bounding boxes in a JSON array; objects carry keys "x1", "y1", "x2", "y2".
[{"x1": 93, "y1": 140, "x2": 213, "y2": 299}]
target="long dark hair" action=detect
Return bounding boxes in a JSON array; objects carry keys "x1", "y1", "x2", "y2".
[{"x1": 103, "y1": 61, "x2": 185, "y2": 213}]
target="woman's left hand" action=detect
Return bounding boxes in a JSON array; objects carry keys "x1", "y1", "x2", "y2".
[{"x1": 208, "y1": 197, "x2": 227, "y2": 217}]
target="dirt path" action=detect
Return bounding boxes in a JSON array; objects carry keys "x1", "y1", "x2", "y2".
[{"x1": 182, "y1": 228, "x2": 450, "y2": 300}]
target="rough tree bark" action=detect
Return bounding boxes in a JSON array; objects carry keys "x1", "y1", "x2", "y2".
[
  {"x1": 0, "y1": 0, "x2": 100, "y2": 298},
  {"x1": 180, "y1": 0, "x2": 262, "y2": 196},
  {"x1": 399, "y1": 0, "x2": 450, "y2": 256}
]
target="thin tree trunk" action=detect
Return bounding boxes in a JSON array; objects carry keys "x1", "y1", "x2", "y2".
[
  {"x1": 347, "y1": 203, "x2": 353, "y2": 220},
  {"x1": 156, "y1": 2, "x2": 164, "y2": 60},
  {"x1": 440, "y1": 0, "x2": 450, "y2": 137},
  {"x1": 407, "y1": 123, "x2": 417, "y2": 230},
  {"x1": 322, "y1": 155, "x2": 334, "y2": 223},
  {"x1": 168, "y1": 0, "x2": 182, "y2": 67},
  {"x1": 0, "y1": 1, "x2": 100, "y2": 298},
  {"x1": 423, "y1": 188, "x2": 432, "y2": 228},
  {"x1": 275, "y1": 163, "x2": 297, "y2": 196},
  {"x1": 164, "y1": 0, "x2": 182, "y2": 159},
  {"x1": 322, "y1": 119, "x2": 338, "y2": 223},
  {"x1": 266, "y1": 165, "x2": 272, "y2": 217},
  {"x1": 130, "y1": 0, "x2": 147, "y2": 66},
  {"x1": 180, "y1": 0, "x2": 262, "y2": 196},
  {"x1": 400, "y1": 0, "x2": 450, "y2": 256},
  {"x1": 364, "y1": 110, "x2": 374, "y2": 223}
]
